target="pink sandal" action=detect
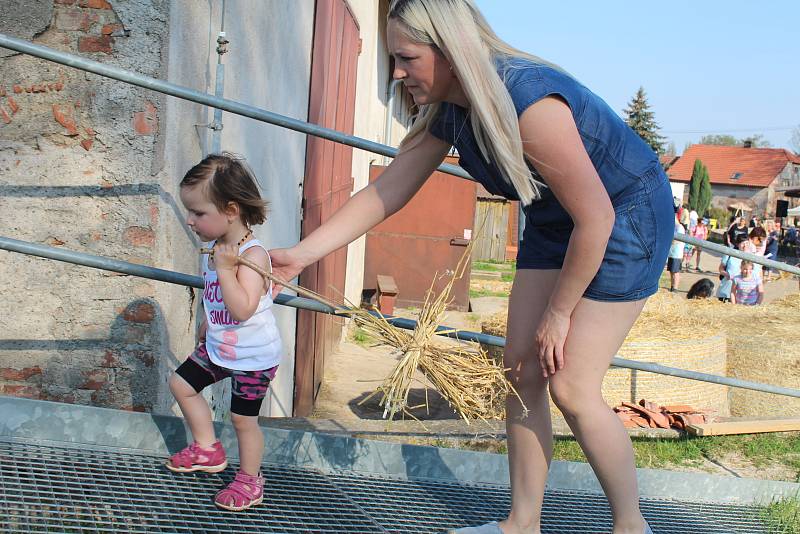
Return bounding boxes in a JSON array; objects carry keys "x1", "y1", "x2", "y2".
[
  {"x1": 215, "y1": 470, "x2": 264, "y2": 511},
  {"x1": 166, "y1": 441, "x2": 227, "y2": 473}
]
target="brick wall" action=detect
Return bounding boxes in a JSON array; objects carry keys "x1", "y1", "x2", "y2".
[{"x1": 0, "y1": 0, "x2": 174, "y2": 412}]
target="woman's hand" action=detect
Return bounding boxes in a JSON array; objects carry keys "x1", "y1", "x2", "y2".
[
  {"x1": 536, "y1": 307, "x2": 571, "y2": 378},
  {"x1": 213, "y1": 243, "x2": 240, "y2": 272},
  {"x1": 268, "y1": 247, "x2": 308, "y2": 294}
]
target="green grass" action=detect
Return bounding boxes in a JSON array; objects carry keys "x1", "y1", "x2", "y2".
[
  {"x1": 429, "y1": 432, "x2": 800, "y2": 479},
  {"x1": 350, "y1": 327, "x2": 375, "y2": 347},
  {"x1": 470, "y1": 288, "x2": 510, "y2": 298},
  {"x1": 472, "y1": 260, "x2": 516, "y2": 272},
  {"x1": 763, "y1": 497, "x2": 800, "y2": 533}
]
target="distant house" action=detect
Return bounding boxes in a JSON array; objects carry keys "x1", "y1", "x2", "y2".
[{"x1": 667, "y1": 144, "x2": 800, "y2": 217}]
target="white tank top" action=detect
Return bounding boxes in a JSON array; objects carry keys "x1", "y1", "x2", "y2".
[{"x1": 202, "y1": 239, "x2": 282, "y2": 371}]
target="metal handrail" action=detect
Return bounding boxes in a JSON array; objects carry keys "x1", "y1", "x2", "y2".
[
  {"x1": 2, "y1": 34, "x2": 800, "y2": 400},
  {"x1": 1, "y1": 33, "x2": 799, "y2": 275},
  {"x1": 2, "y1": 234, "x2": 800, "y2": 400}
]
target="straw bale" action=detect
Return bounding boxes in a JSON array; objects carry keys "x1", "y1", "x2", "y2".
[{"x1": 478, "y1": 288, "x2": 800, "y2": 420}]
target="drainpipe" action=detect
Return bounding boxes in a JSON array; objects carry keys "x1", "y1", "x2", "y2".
[
  {"x1": 383, "y1": 79, "x2": 403, "y2": 166},
  {"x1": 210, "y1": 0, "x2": 228, "y2": 154}
]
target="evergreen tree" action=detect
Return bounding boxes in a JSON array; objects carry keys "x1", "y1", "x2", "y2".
[
  {"x1": 688, "y1": 159, "x2": 704, "y2": 212},
  {"x1": 698, "y1": 162, "x2": 713, "y2": 216},
  {"x1": 623, "y1": 87, "x2": 666, "y2": 155}
]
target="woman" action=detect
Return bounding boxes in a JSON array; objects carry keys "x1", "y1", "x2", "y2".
[
  {"x1": 744, "y1": 226, "x2": 767, "y2": 279},
  {"x1": 271, "y1": 2, "x2": 671, "y2": 533},
  {"x1": 764, "y1": 220, "x2": 779, "y2": 281},
  {"x1": 727, "y1": 216, "x2": 749, "y2": 248}
]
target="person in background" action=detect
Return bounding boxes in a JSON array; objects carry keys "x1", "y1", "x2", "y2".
[
  {"x1": 689, "y1": 208, "x2": 698, "y2": 233},
  {"x1": 731, "y1": 260, "x2": 764, "y2": 306},
  {"x1": 666, "y1": 213, "x2": 685, "y2": 292},
  {"x1": 717, "y1": 235, "x2": 748, "y2": 303},
  {"x1": 764, "y1": 219, "x2": 780, "y2": 281},
  {"x1": 727, "y1": 216, "x2": 749, "y2": 248},
  {"x1": 744, "y1": 226, "x2": 767, "y2": 278},
  {"x1": 678, "y1": 202, "x2": 690, "y2": 231},
  {"x1": 686, "y1": 278, "x2": 715, "y2": 299},
  {"x1": 690, "y1": 218, "x2": 709, "y2": 272}
]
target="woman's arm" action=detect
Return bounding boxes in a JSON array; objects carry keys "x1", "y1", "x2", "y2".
[
  {"x1": 718, "y1": 260, "x2": 729, "y2": 279},
  {"x1": 518, "y1": 96, "x2": 615, "y2": 376},
  {"x1": 270, "y1": 133, "x2": 452, "y2": 286}
]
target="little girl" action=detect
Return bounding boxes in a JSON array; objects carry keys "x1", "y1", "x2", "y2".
[
  {"x1": 731, "y1": 260, "x2": 764, "y2": 306},
  {"x1": 167, "y1": 153, "x2": 281, "y2": 511}
]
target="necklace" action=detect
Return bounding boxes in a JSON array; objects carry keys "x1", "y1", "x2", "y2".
[{"x1": 236, "y1": 228, "x2": 253, "y2": 247}]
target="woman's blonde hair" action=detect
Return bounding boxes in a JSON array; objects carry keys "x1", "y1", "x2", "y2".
[{"x1": 389, "y1": 0, "x2": 560, "y2": 205}]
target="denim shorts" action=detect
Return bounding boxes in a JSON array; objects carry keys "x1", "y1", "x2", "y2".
[{"x1": 517, "y1": 166, "x2": 674, "y2": 302}]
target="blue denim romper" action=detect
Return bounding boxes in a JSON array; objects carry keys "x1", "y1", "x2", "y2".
[{"x1": 429, "y1": 56, "x2": 674, "y2": 302}]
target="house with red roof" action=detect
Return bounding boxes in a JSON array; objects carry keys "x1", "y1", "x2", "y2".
[{"x1": 667, "y1": 144, "x2": 800, "y2": 217}]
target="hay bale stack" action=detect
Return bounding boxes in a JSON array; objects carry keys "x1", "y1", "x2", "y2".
[
  {"x1": 480, "y1": 291, "x2": 730, "y2": 420},
  {"x1": 480, "y1": 311, "x2": 507, "y2": 363},
  {"x1": 711, "y1": 294, "x2": 800, "y2": 417},
  {"x1": 611, "y1": 293, "x2": 729, "y2": 417}
]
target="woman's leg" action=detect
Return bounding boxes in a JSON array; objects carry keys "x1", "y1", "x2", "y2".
[
  {"x1": 169, "y1": 373, "x2": 217, "y2": 447},
  {"x1": 548, "y1": 297, "x2": 647, "y2": 534},
  {"x1": 500, "y1": 269, "x2": 560, "y2": 534},
  {"x1": 231, "y1": 413, "x2": 264, "y2": 476}
]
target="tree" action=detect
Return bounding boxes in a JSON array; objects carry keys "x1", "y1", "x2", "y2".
[
  {"x1": 688, "y1": 159, "x2": 712, "y2": 216},
  {"x1": 698, "y1": 163, "x2": 712, "y2": 217},
  {"x1": 688, "y1": 159, "x2": 704, "y2": 212},
  {"x1": 741, "y1": 134, "x2": 771, "y2": 148},
  {"x1": 790, "y1": 125, "x2": 800, "y2": 153},
  {"x1": 699, "y1": 134, "x2": 738, "y2": 146},
  {"x1": 623, "y1": 87, "x2": 666, "y2": 155},
  {"x1": 699, "y1": 133, "x2": 771, "y2": 147}
]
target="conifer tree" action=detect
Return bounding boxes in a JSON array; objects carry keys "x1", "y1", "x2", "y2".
[
  {"x1": 688, "y1": 159, "x2": 703, "y2": 212},
  {"x1": 623, "y1": 87, "x2": 666, "y2": 155},
  {"x1": 698, "y1": 162, "x2": 713, "y2": 217}
]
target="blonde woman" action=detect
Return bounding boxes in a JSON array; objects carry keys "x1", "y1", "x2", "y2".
[{"x1": 271, "y1": 1, "x2": 671, "y2": 533}]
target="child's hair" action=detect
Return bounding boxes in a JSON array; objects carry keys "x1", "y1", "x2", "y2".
[
  {"x1": 749, "y1": 226, "x2": 766, "y2": 241},
  {"x1": 733, "y1": 234, "x2": 748, "y2": 247},
  {"x1": 687, "y1": 278, "x2": 715, "y2": 299},
  {"x1": 181, "y1": 153, "x2": 268, "y2": 226},
  {"x1": 740, "y1": 260, "x2": 754, "y2": 270}
]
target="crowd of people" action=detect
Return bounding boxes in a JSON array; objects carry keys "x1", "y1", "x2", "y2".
[{"x1": 666, "y1": 200, "x2": 797, "y2": 306}]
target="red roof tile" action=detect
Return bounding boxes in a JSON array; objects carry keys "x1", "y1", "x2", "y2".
[{"x1": 667, "y1": 145, "x2": 798, "y2": 188}]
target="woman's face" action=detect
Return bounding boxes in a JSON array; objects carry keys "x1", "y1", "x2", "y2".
[{"x1": 387, "y1": 19, "x2": 461, "y2": 106}]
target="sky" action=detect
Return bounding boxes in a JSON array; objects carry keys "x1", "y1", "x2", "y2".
[{"x1": 473, "y1": 1, "x2": 799, "y2": 155}]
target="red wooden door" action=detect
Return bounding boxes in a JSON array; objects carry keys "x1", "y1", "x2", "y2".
[{"x1": 295, "y1": 0, "x2": 360, "y2": 416}]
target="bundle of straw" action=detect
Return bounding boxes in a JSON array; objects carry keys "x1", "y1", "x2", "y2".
[{"x1": 201, "y1": 246, "x2": 525, "y2": 424}]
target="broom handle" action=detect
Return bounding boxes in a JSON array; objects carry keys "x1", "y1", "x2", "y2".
[{"x1": 199, "y1": 247, "x2": 345, "y2": 313}]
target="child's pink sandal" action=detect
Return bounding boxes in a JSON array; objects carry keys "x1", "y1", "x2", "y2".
[
  {"x1": 214, "y1": 470, "x2": 264, "y2": 511},
  {"x1": 166, "y1": 440, "x2": 227, "y2": 473}
]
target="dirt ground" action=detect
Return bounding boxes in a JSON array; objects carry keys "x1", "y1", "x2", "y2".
[{"x1": 305, "y1": 249, "x2": 800, "y2": 481}]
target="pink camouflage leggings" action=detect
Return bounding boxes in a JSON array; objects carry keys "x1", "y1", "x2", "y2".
[{"x1": 175, "y1": 343, "x2": 278, "y2": 416}]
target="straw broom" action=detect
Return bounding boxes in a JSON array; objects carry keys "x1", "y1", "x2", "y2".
[{"x1": 201, "y1": 243, "x2": 526, "y2": 424}]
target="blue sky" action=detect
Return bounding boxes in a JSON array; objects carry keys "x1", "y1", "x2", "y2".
[{"x1": 474, "y1": 1, "x2": 799, "y2": 154}]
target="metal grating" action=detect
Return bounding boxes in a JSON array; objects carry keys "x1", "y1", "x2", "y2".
[{"x1": 0, "y1": 438, "x2": 769, "y2": 533}]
